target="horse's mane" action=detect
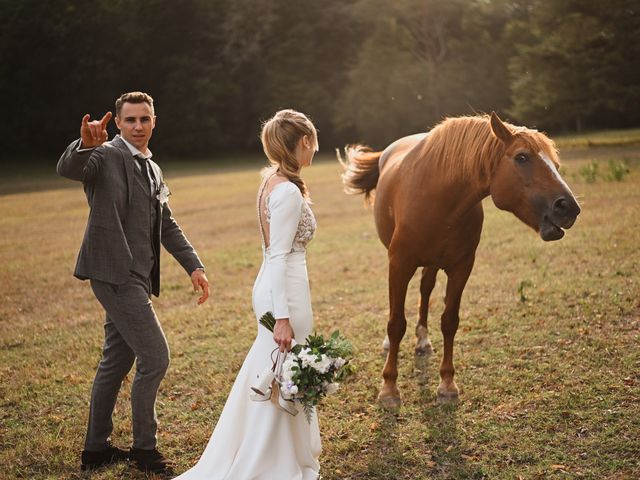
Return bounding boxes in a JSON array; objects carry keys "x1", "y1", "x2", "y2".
[{"x1": 419, "y1": 114, "x2": 559, "y2": 187}]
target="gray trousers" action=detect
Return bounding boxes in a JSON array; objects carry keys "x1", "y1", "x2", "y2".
[{"x1": 86, "y1": 273, "x2": 170, "y2": 451}]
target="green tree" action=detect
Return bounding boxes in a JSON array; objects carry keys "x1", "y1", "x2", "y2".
[
  {"x1": 220, "y1": 0, "x2": 362, "y2": 149},
  {"x1": 334, "y1": 0, "x2": 514, "y2": 147},
  {"x1": 508, "y1": 0, "x2": 640, "y2": 131},
  {"x1": 0, "y1": 0, "x2": 637, "y2": 158}
]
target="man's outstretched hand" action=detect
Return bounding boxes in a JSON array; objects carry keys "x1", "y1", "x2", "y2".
[
  {"x1": 80, "y1": 112, "x2": 112, "y2": 148},
  {"x1": 191, "y1": 269, "x2": 209, "y2": 305}
]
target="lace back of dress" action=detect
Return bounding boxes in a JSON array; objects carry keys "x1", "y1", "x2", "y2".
[{"x1": 257, "y1": 175, "x2": 317, "y2": 253}]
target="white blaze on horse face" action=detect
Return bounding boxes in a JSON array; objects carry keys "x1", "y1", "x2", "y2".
[{"x1": 538, "y1": 150, "x2": 573, "y2": 193}]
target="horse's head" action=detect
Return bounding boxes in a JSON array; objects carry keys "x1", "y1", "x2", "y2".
[{"x1": 488, "y1": 112, "x2": 580, "y2": 241}]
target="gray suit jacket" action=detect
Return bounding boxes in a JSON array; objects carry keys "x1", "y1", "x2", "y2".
[{"x1": 57, "y1": 135, "x2": 204, "y2": 296}]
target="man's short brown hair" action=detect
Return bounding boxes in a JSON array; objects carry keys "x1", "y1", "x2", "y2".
[{"x1": 115, "y1": 91, "x2": 154, "y2": 116}]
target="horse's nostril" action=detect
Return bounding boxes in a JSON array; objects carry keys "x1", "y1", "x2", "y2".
[
  {"x1": 553, "y1": 197, "x2": 568, "y2": 214},
  {"x1": 553, "y1": 196, "x2": 580, "y2": 218}
]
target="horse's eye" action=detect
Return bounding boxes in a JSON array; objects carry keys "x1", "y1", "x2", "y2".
[{"x1": 515, "y1": 153, "x2": 528, "y2": 164}]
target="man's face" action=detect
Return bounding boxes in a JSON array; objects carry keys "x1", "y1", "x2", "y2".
[{"x1": 115, "y1": 102, "x2": 156, "y2": 152}]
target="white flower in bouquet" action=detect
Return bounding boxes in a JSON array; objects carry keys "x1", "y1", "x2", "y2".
[
  {"x1": 312, "y1": 354, "x2": 333, "y2": 374},
  {"x1": 298, "y1": 348, "x2": 316, "y2": 368},
  {"x1": 281, "y1": 357, "x2": 297, "y2": 381},
  {"x1": 283, "y1": 380, "x2": 299, "y2": 396}
]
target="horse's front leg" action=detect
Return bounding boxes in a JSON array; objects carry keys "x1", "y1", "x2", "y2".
[
  {"x1": 438, "y1": 254, "x2": 475, "y2": 402},
  {"x1": 415, "y1": 266, "x2": 437, "y2": 356},
  {"x1": 378, "y1": 253, "x2": 416, "y2": 409}
]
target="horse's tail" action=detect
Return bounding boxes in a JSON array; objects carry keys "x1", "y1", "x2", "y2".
[{"x1": 337, "y1": 144, "x2": 381, "y2": 202}]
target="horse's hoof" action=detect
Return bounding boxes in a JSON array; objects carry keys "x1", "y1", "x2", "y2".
[
  {"x1": 377, "y1": 392, "x2": 402, "y2": 410},
  {"x1": 436, "y1": 383, "x2": 459, "y2": 403},
  {"x1": 436, "y1": 392, "x2": 459, "y2": 404},
  {"x1": 415, "y1": 338, "x2": 434, "y2": 356}
]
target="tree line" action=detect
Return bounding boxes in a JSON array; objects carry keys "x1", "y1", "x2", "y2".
[{"x1": 1, "y1": 0, "x2": 638, "y2": 158}]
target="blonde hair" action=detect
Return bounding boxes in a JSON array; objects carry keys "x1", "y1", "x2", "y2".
[{"x1": 260, "y1": 109, "x2": 318, "y2": 198}]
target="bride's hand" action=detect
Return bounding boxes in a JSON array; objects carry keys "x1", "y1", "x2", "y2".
[{"x1": 273, "y1": 319, "x2": 295, "y2": 352}]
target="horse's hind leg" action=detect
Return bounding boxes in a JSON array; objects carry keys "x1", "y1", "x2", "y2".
[
  {"x1": 438, "y1": 254, "x2": 475, "y2": 402},
  {"x1": 382, "y1": 334, "x2": 390, "y2": 353},
  {"x1": 415, "y1": 266, "x2": 437, "y2": 356},
  {"x1": 381, "y1": 266, "x2": 437, "y2": 355},
  {"x1": 378, "y1": 252, "x2": 416, "y2": 409}
]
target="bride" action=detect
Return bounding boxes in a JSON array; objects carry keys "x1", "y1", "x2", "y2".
[{"x1": 174, "y1": 109, "x2": 321, "y2": 479}]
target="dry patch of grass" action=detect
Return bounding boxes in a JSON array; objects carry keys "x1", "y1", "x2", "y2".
[
  {"x1": 1, "y1": 145, "x2": 639, "y2": 479},
  {"x1": 555, "y1": 127, "x2": 640, "y2": 150}
]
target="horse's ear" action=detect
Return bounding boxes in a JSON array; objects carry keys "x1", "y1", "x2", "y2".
[{"x1": 490, "y1": 111, "x2": 513, "y2": 144}]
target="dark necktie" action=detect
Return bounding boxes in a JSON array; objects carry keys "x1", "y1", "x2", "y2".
[{"x1": 135, "y1": 155, "x2": 156, "y2": 195}]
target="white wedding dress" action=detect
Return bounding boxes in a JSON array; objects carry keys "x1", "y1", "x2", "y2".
[{"x1": 174, "y1": 179, "x2": 321, "y2": 480}]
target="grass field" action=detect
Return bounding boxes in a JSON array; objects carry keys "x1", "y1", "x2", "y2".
[{"x1": 1, "y1": 136, "x2": 639, "y2": 479}]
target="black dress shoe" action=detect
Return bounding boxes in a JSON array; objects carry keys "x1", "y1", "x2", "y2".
[
  {"x1": 80, "y1": 442, "x2": 129, "y2": 471},
  {"x1": 129, "y1": 447, "x2": 174, "y2": 474}
]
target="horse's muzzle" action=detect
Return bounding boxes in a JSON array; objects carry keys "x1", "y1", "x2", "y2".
[{"x1": 539, "y1": 195, "x2": 580, "y2": 241}]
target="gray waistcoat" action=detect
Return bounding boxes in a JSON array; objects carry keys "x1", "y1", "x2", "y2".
[{"x1": 124, "y1": 165, "x2": 159, "y2": 279}]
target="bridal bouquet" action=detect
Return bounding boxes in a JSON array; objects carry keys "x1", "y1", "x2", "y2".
[{"x1": 256, "y1": 312, "x2": 354, "y2": 421}]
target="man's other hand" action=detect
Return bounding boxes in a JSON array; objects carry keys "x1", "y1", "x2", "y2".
[{"x1": 191, "y1": 269, "x2": 209, "y2": 305}]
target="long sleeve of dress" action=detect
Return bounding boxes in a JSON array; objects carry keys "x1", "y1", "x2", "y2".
[{"x1": 267, "y1": 183, "x2": 304, "y2": 319}]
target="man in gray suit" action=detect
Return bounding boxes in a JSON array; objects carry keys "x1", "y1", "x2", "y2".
[{"x1": 57, "y1": 91, "x2": 209, "y2": 474}]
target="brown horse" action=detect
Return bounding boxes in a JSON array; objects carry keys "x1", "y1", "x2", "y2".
[{"x1": 340, "y1": 112, "x2": 580, "y2": 408}]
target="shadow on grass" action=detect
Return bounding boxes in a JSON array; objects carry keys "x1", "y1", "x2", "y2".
[
  {"x1": 414, "y1": 354, "x2": 488, "y2": 480},
  {"x1": 360, "y1": 408, "x2": 405, "y2": 479},
  {"x1": 347, "y1": 354, "x2": 483, "y2": 479}
]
